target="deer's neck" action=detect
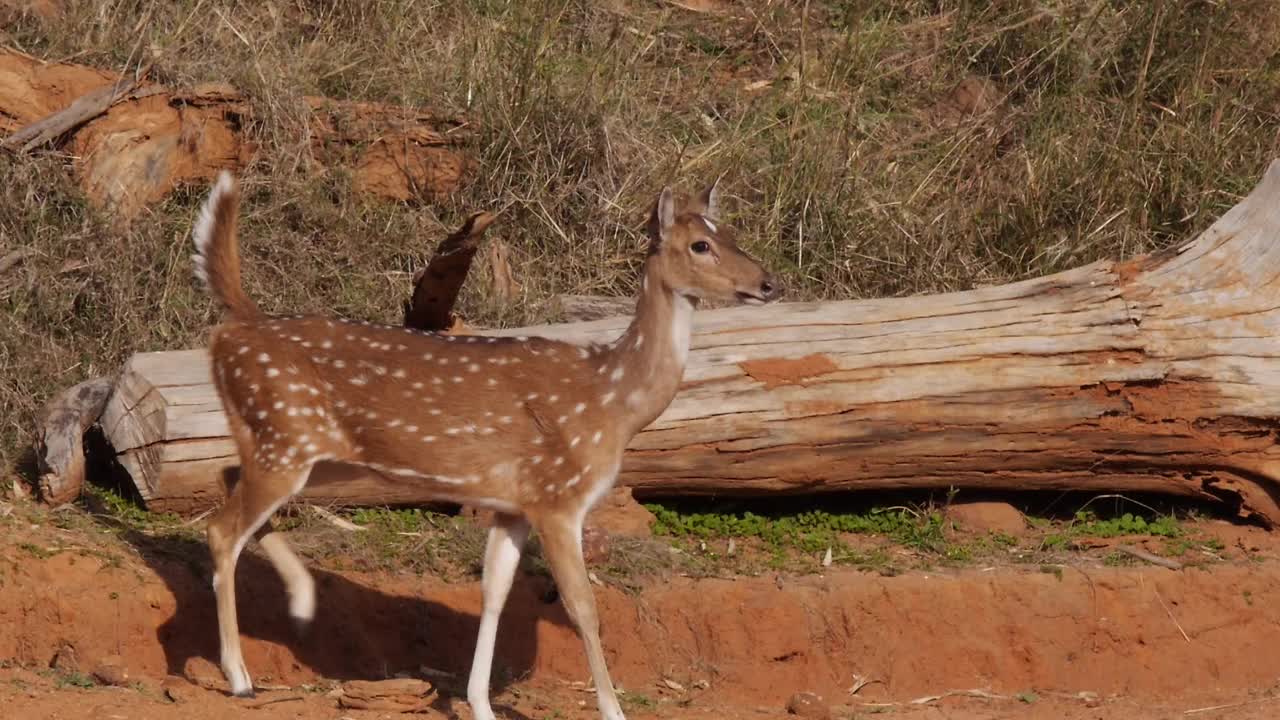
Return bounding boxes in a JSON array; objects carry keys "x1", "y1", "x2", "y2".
[{"x1": 603, "y1": 261, "x2": 696, "y2": 438}]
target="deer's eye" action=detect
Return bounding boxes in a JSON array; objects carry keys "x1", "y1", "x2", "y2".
[{"x1": 691, "y1": 240, "x2": 712, "y2": 254}]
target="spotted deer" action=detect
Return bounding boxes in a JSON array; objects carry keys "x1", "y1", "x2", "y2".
[{"x1": 191, "y1": 171, "x2": 780, "y2": 720}]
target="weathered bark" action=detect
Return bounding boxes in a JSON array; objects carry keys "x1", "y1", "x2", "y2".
[
  {"x1": 402, "y1": 211, "x2": 496, "y2": 332},
  {"x1": 34, "y1": 376, "x2": 115, "y2": 506},
  {"x1": 101, "y1": 161, "x2": 1280, "y2": 524},
  {"x1": 554, "y1": 294, "x2": 635, "y2": 322}
]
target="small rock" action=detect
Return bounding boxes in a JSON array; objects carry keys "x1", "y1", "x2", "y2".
[
  {"x1": 181, "y1": 656, "x2": 223, "y2": 690},
  {"x1": 581, "y1": 525, "x2": 610, "y2": 564},
  {"x1": 49, "y1": 643, "x2": 79, "y2": 674},
  {"x1": 947, "y1": 75, "x2": 1000, "y2": 116},
  {"x1": 786, "y1": 691, "x2": 831, "y2": 719},
  {"x1": 339, "y1": 678, "x2": 435, "y2": 712},
  {"x1": 945, "y1": 501, "x2": 1027, "y2": 536},
  {"x1": 91, "y1": 655, "x2": 129, "y2": 687},
  {"x1": 161, "y1": 676, "x2": 196, "y2": 703},
  {"x1": 586, "y1": 487, "x2": 655, "y2": 537}
]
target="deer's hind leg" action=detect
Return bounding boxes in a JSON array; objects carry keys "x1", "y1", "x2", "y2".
[
  {"x1": 467, "y1": 512, "x2": 531, "y2": 720},
  {"x1": 207, "y1": 459, "x2": 315, "y2": 697},
  {"x1": 256, "y1": 518, "x2": 316, "y2": 635}
]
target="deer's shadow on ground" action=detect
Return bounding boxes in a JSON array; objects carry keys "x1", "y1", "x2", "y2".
[
  {"x1": 85, "y1": 449, "x2": 563, "y2": 720},
  {"x1": 111, "y1": 523, "x2": 557, "y2": 719}
]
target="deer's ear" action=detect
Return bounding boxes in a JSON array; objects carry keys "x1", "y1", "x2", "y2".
[
  {"x1": 648, "y1": 186, "x2": 677, "y2": 244},
  {"x1": 694, "y1": 177, "x2": 721, "y2": 222}
]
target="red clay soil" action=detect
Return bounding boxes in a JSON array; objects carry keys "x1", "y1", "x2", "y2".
[{"x1": 3, "y1": 517, "x2": 1280, "y2": 719}]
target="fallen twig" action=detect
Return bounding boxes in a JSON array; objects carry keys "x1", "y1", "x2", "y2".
[
  {"x1": 847, "y1": 674, "x2": 882, "y2": 695},
  {"x1": 1153, "y1": 584, "x2": 1192, "y2": 643},
  {"x1": 310, "y1": 505, "x2": 366, "y2": 532},
  {"x1": 859, "y1": 688, "x2": 1008, "y2": 708},
  {"x1": 2, "y1": 66, "x2": 153, "y2": 154},
  {"x1": 1116, "y1": 544, "x2": 1183, "y2": 570},
  {"x1": 1185, "y1": 694, "x2": 1280, "y2": 715},
  {"x1": 246, "y1": 693, "x2": 305, "y2": 709},
  {"x1": 0, "y1": 247, "x2": 37, "y2": 275}
]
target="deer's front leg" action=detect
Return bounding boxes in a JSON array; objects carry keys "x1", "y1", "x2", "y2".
[{"x1": 536, "y1": 511, "x2": 626, "y2": 720}]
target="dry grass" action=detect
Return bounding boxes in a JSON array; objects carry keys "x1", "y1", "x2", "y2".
[{"x1": 3, "y1": 0, "x2": 1280, "y2": 475}]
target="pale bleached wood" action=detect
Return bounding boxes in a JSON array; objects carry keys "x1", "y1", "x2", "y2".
[
  {"x1": 102, "y1": 160, "x2": 1280, "y2": 523},
  {"x1": 35, "y1": 376, "x2": 115, "y2": 506},
  {"x1": 554, "y1": 294, "x2": 635, "y2": 322}
]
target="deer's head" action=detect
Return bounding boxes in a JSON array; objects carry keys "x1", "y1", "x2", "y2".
[{"x1": 646, "y1": 181, "x2": 781, "y2": 306}]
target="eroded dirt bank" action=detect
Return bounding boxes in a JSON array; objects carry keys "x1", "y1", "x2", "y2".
[{"x1": 2, "y1": 524, "x2": 1280, "y2": 718}]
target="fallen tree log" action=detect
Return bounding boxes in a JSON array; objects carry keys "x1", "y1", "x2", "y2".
[{"x1": 102, "y1": 160, "x2": 1280, "y2": 524}]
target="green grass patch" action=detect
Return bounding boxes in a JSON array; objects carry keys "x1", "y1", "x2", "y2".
[
  {"x1": 647, "y1": 504, "x2": 948, "y2": 553},
  {"x1": 1069, "y1": 510, "x2": 1182, "y2": 538},
  {"x1": 51, "y1": 671, "x2": 95, "y2": 690}
]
